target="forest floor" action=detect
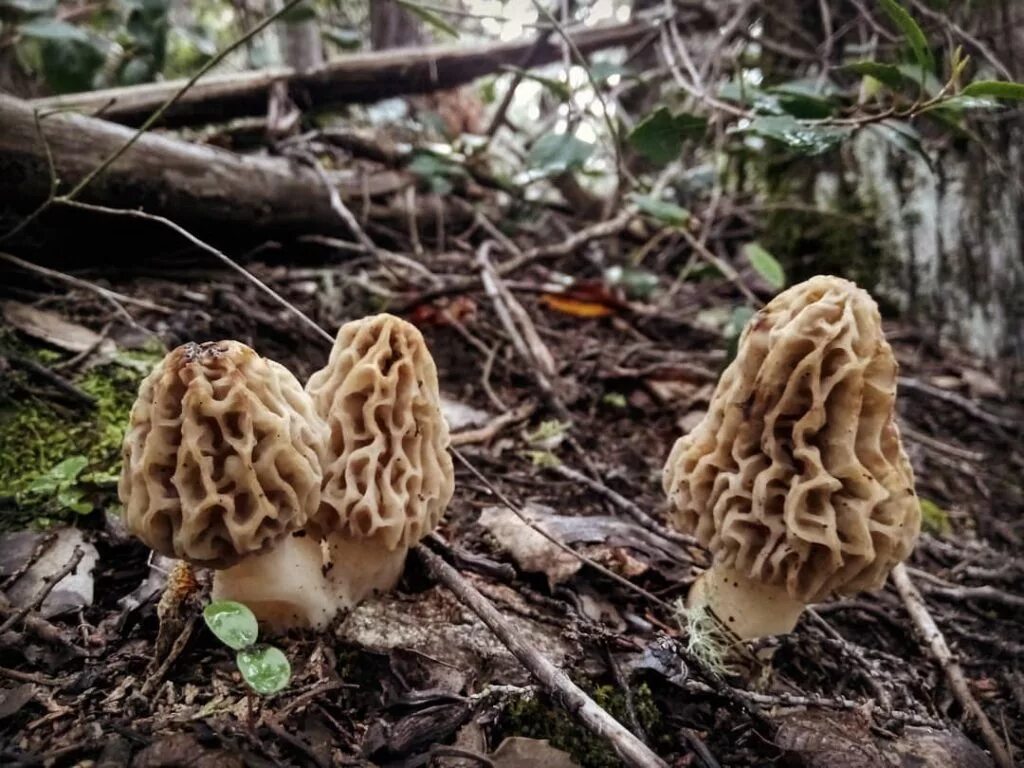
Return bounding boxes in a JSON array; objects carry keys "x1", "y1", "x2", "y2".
[{"x1": 0, "y1": 231, "x2": 1022, "y2": 767}]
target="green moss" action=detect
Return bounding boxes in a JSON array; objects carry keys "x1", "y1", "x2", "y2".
[
  {"x1": 0, "y1": 336, "x2": 162, "y2": 529},
  {"x1": 920, "y1": 498, "x2": 952, "y2": 536},
  {"x1": 500, "y1": 682, "x2": 664, "y2": 768}
]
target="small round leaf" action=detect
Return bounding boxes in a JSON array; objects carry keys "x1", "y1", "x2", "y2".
[
  {"x1": 236, "y1": 646, "x2": 291, "y2": 696},
  {"x1": 203, "y1": 600, "x2": 258, "y2": 650}
]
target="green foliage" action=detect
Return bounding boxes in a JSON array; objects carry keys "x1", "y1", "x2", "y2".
[
  {"x1": 960, "y1": 80, "x2": 1024, "y2": 100},
  {"x1": 204, "y1": 600, "x2": 259, "y2": 650},
  {"x1": 742, "y1": 242, "x2": 785, "y2": 290},
  {"x1": 204, "y1": 600, "x2": 292, "y2": 696},
  {"x1": 395, "y1": 0, "x2": 458, "y2": 39},
  {"x1": 841, "y1": 61, "x2": 905, "y2": 90},
  {"x1": 628, "y1": 107, "x2": 707, "y2": 167},
  {"x1": 18, "y1": 456, "x2": 92, "y2": 516},
  {"x1": 407, "y1": 150, "x2": 467, "y2": 194},
  {"x1": 236, "y1": 646, "x2": 292, "y2": 695},
  {"x1": 631, "y1": 194, "x2": 690, "y2": 227},
  {"x1": 739, "y1": 115, "x2": 851, "y2": 155},
  {"x1": 526, "y1": 133, "x2": 594, "y2": 176},
  {"x1": 920, "y1": 498, "x2": 951, "y2": 536},
  {"x1": 0, "y1": 335, "x2": 161, "y2": 530},
  {"x1": 878, "y1": 0, "x2": 934, "y2": 75}
]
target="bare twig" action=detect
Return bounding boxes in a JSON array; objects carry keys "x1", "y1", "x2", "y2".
[
  {"x1": 898, "y1": 376, "x2": 1019, "y2": 431},
  {"x1": 416, "y1": 544, "x2": 669, "y2": 768},
  {"x1": 0, "y1": 547, "x2": 85, "y2": 635},
  {"x1": 56, "y1": 200, "x2": 333, "y2": 346},
  {"x1": 452, "y1": 448, "x2": 672, "y2": 610},
  {"x1": 450, "y1": 402, "x2": 537, "y2": 446},
  {"x1": 890, "y1": 563, "x2": 1014, "y2": 768},
  {"x1": 551, "y1": 464, "x2": 698, "y2": 548},
  {"x1": 0, "y1": 251, "x2": 172, "y2": 316}
]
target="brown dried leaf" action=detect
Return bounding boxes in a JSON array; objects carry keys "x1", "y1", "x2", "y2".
[{"x1": 478, "y1": 506, "x2": 582, "y2": 589}]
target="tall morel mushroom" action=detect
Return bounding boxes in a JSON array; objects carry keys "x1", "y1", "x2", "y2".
[
  {"x1": 119, "y1": 340, "x2": 335, "y2": 632},
  {"x1": 306, "y1": 314, "x2": 455, "y2": 608},
  {"x1": 663, "y1": 275, "x2": 920, "y2": 639}
]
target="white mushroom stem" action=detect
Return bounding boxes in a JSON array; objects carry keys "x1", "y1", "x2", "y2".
[
  {"x1": 687, "y1": 562, "x2": 806, "y2": 640},
  {"x1": 325, "y1": 533, "x2": 408, "y2": 609},
  {"x1": 212, "y1": 533, "x2": 336, "y2": 633}
]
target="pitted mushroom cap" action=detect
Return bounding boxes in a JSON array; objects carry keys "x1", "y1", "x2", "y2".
[
  {"x1": 119, "y1": 341, "x2": 328, "y2": 568},
  {"x1": 306, "y1": 314, "x2": 454, "y2": 551},
  {"x1": 663, "y1": 276, "x2": 920, "y2": 603}
]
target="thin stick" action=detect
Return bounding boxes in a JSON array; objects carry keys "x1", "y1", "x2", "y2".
[
  {"x1": 416, "y1": 544, "x2": 669, "y2": 768},
  {"x1": 451, "y1": 448, "x2": 672, "y2": 610},
  {"x1": 890, "y1": 563, "x2": 1014, "y2": 768},
  {"x1": 552, "y1": 464, "x2": 698, "y2": 548},
  {"x1": 0, "y1": 547, "x2": 84, "y2": 635},
  {"x1": 57, "y1": 200, "x2": 333, "y2": 346},
  {"x1": 0, "y1": 251, "x2": 173, "y2": 315}
]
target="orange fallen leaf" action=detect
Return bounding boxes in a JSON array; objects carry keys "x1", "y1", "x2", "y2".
[{"x1": 540, "y1": 293, "x2": 615, "y2": 318}]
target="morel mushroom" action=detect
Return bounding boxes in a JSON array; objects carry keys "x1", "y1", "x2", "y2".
[
  {"x1": 663, "y1": 276, "x2": 920, "y2": 639},
  {"x1": 306, "y1": 314, "x2": 454, "y2": 608},
  {"x1": 119, "y1": 341, "x2": 335, "y2": 632}
]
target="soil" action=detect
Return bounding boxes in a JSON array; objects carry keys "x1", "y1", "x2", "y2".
[{"x1": 0, "y1": 238, "x2": 1021, "y2": 768}]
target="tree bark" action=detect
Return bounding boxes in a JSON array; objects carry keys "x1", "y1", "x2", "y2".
[
  {"x1": 0, "y1": 93, "x2": 402, "y2": 235},
  {"x1": 30, "y1": 21, "x2": 651, "y2": 128}
]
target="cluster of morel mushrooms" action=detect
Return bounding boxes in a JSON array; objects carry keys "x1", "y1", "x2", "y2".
[{"x1": 118, "y1": 275, "x2": 921, "y2": 642}]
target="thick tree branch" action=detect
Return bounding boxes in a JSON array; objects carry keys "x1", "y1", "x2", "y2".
[{"x1": 32, "y1": 21, "x2": 652, "y2": 128}]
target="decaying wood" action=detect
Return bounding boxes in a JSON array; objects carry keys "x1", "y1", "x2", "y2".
[
  {"x1": 891, "y1": 563, "x2": 1014, "y2": 768},
  {"x1": 0, "y1": 93, "x2": 403, "y2": 235},
  {"x1": 416, "y1": 543, "x2": 670, "y2": 768},
  {"x1": 31, "y1": 21, "x2": 652, "y2": 128}
]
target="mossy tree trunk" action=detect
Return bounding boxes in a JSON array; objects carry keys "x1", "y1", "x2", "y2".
[{"x1": 758, "y1": 0, "x2": 1024, "y2": 362}]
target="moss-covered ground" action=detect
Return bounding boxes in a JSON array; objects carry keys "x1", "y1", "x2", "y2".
[{"x1": 0, "y1": 332, "x2": 162, "y2": 529}]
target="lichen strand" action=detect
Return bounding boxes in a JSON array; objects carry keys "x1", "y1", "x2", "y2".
[
  {"x1": 0, "y1": 337, "x2": 162, "y2": 529},
  {"x1": 498, "y1": 683, "x2": 663, "y2": 768}
]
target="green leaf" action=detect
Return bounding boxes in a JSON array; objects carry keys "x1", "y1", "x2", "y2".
[
  {"x1": 893, "y1": 63, "x2": 944, "y2": 96},
  {"x1": 628, "y1": 107, "x2": 707, "y2": 167},
  {"x1": 878, "y1": 0, "x2": 934, "y2": 75},
  {"x1": 324, "y1": 26, "x2": 362, "y2": 50},
  {"x1": 841, "y1": 61, "x2": 905, "y2": 90},
  {"x1": 589, "y1": 61, "x2": 631, "y2": 83},
  {"x1": 743, "y1": 242, "x2": 785, "y2": 290},
  {"x1": 407, "y1": 151, "x2": 466, "y2": 194},
  {"x1": 395, "y1": 0, "x2": 458, "y2": 39},
  {"x1": 766, "y1": 80, "x2": 837, "y2": 119},
  {"x1": 870, "y1": 121, "x2": 934, "y2": 169},
  {"x1": 604, "y1": 265, "x2": 659, "y2": 300},
  {"x1": 0, "y1": 0, "x2": 56, "y2": 17},
  {"x1": 204, "y1": 600, "x2": 258, "y2": 650},
  {"x1": 18, "y1": 17, "x2": 89, "y2": 42},
  {"x1": 631, "y1": 194, "x2": 690, "y2": 227},
  {"x1": 27, "y1": 456, "x2": 88, "y2": 493},
  {"x1": 920, "y1": 498, "x2": 951, "y2": 536},
  {"x1": 56, "y1": 487, "x2": 91, "y2": 515},
  {"x1": 38, "y1": 37, "x2": 106, "y2": 93},
  {"x1": 725, "y1": 305, "x2": 756, "y2": 363},
  {"x1": 508, "y1": 68, "x2": 571, "y2": 100},
  {"x1": 526, "y1": 133, "x2": 594, "y2": 175},
  {"x1": 961, "y1": 80, "x2": 1024, "y2": 101},
  {"x1": 237, "y1": 646, "x2": 292, "y2": 695},
  {"x1": 740, "y1": 115, "x2": 851, "y2": 155}
]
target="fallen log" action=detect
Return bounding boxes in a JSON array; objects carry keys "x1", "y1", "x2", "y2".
[
  {"x1": 0, "y1": 93, "x2": 404, "y2": 236},
  {"x1": 30, "y1": 21, "x2": 651, "y2": 127}
]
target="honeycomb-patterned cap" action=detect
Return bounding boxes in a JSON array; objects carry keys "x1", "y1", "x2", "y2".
[
  {"x1": 119, "y1": 341, "x2": 327, "y2": 568},
  {"x1": 306, "y1": 314, "x2": 454, "y2": 551},
  {"x1": 663, "y1": 275, "x2": 920, "y2": 602}
]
